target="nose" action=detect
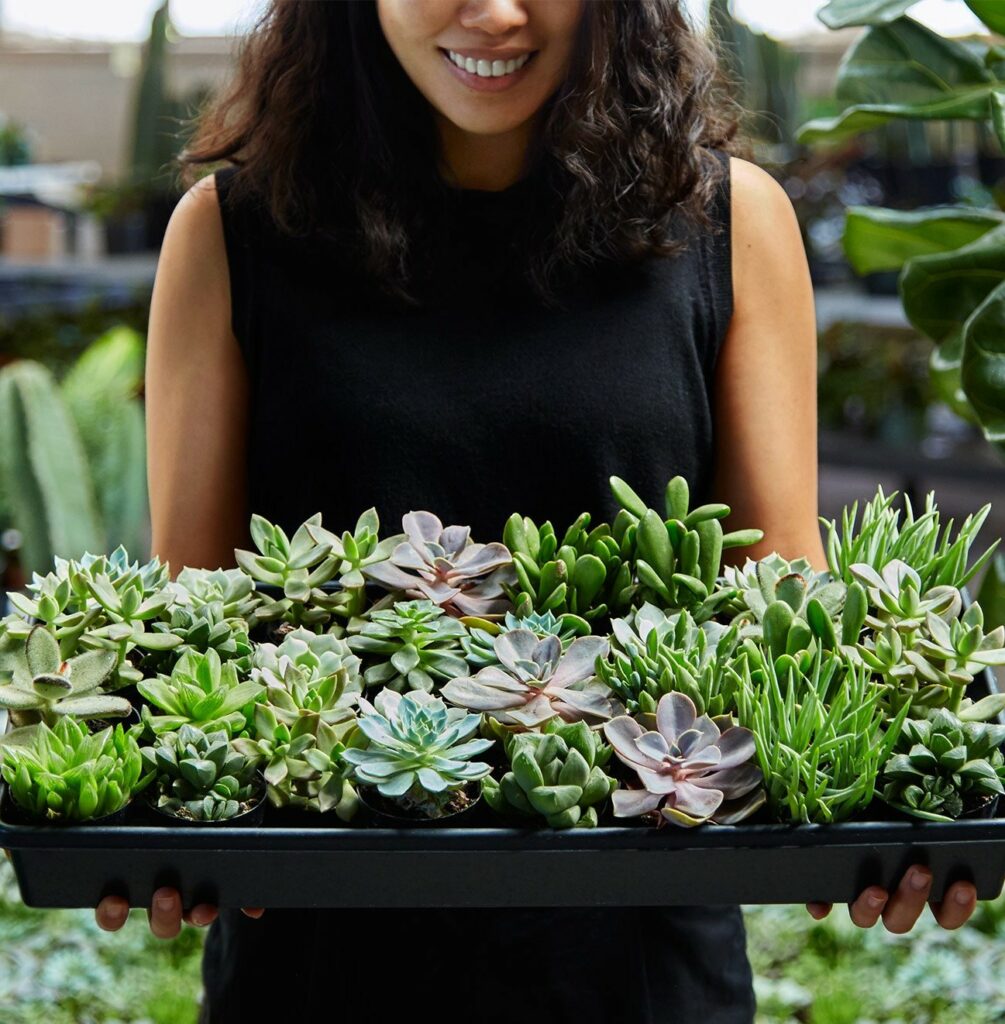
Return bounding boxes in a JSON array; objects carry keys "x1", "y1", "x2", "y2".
[{"x1": 458, "y1": 0, "x2": 530, "y2": 34}]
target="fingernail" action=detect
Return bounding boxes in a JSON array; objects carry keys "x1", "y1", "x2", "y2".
[
  {"x1": 909, "y1": 870, "x2": 931, "y2": 892},
  {"x1": 154, "y1": 890, "x2": 174, "y2": 910},
  {"x1": 954, "y1": 888, "x2": 973, "y2": 906},
  {"x1": 867, "y1": 892, "x2": 887, "y2": 909},
  {"x1": 106, "y1": 904, "x2": 126, "y2": 922},
  {"x1": 190, "y1": 908, "x2": 210, "y2": 926}
]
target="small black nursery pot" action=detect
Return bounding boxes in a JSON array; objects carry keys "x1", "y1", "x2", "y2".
[
  {"x1": 1, "y1": 785, "x2": 133, "y2": 829},
  {"x1": 357, "y1": 779, "x2": 483, "y2": 829},
  {"x1": 144, "y1": 772, "x2": 268, "y2": 828}
]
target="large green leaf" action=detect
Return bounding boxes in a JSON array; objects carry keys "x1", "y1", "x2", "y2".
[
  {"x1": 960, "y1": 278, "x2": 1005, "y2": 451},
  {"x1": 928, "y1": 327, "x2": 980, "y2": 424},
  {"x1": 843, "y1": 205, "x2": 1005, "y2": 274},
  {"x1": 975, "y1": 551, "x2": 1005, "y2": 630},
  {"x1": 818, "y1": 0, "x2": 918, "y2": 28},
  {"x1": 899, "y1": 223, "x2": 1005, "y2": 342},
  {"x1": 967, "y1": 1, "x2": 1005, "y2": 36},
  {"x1": 796, "y1": 19, "x2": 997, "y2": 144}
]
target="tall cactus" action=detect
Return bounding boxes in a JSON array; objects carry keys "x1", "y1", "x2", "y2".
[
  {"x1": 128, "y1": 0, "x2": 174, "y2": 187},
  {"x1": 0, "y1": 361, "x2": 104, "y2": 577}
]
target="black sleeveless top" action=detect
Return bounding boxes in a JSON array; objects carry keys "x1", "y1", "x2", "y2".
[{"x1": 200, "y1": 148, "x2": 756, "y2": 1024}]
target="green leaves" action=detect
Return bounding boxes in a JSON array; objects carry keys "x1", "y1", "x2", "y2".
[{"x1": 817, "y1": 0, "x2": 918, "y2": 29}]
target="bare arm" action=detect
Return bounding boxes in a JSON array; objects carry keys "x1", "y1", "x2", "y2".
[
  {"x1": 708, "y1": 157, "x2": 827, "y2": 574},
  {"x1": 144, "y1": 174, "x2": 251, "y2": 579}
]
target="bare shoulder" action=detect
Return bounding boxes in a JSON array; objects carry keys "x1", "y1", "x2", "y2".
[
  {"x1": 726, "y1": 156, "x2": 799, "y2": 241},
  {"x1": 161, "y1": 172, "x2": 224, "y2": 256}
]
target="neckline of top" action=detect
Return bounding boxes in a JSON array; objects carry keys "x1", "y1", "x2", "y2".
[{"x1": 438, "y1": 171, "x2": 539, "y2": 202}]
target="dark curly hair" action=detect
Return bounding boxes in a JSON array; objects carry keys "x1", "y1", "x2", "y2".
[{"x1": 179, "y1": 0, "x2": 751, "y2": 310}]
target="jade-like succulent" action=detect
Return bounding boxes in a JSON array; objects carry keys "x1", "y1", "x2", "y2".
[
  {"x1": 361, "y1": 511, "x2": 516, "y2": 619},
  {"x1": 143, "y1": 724, "x2": 263, "y2": 821},
  {"x1": 461, "y1": 609, "x2": 591, "y2": 668},
  {"x1": 502, "y1": 509, "x2": 635, "y2": 625},
  {"x1": 603, "y1": 691, "x2": 764, "y2": 827},
  {"x1": 1, "y1": 717, "x2": 152, "y2": 822},
  {"x1": 250, "y1": 627, "x2": 362, "y2": 727},
  {"x1": 610, "y1": 474, "x2": 762, "y2": 622},
  {"x1": 440, "y1": 629, "x2": 621, "y2": 729},
  {"x1": 346, "y1": 599, "x2": 470, "y2": 692},
  {"x1": 821, "y1": 486, "x2": 998, "y2": 594},
  {"x1": 0, "y1": 623, "x2": 128, "y2": 728},
  {"x1": 341, "y1": 688, "x2": 494, "y2": 817},
  {"x1": 137, "y1": 648, "x2": 264, "y2": 737},
  {"x1": 483, "y1": 718, "x2": 618, "y2": 828},
  {"x1": 598, "y1": 602, "x2": 742, "y2": 719},
  {"x1": 880, "y1": 708, "x2": 1005, "y2": 822}
]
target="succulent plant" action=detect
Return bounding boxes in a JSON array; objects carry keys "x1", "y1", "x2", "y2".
[
  {"x1": 361, "y1": 511, "x2": 516, "y2": 619},
  {"x1": 0, "y1": 717, "x2": 152, "y2": 822},
  {"x1": 502, "y1": 509, "x2": 635, "y2": 625},
  {"x1": 440, "y1": 629, "x2": 621, "y2": 729},
  {"x1": 341, "y1": 688, "x2": 494, "y2": 817},
  {"x1": 850, "y1": 559, "x2": 962, "y2": 633},
  {"x1": 603, "y1": 691, "x2": 764, "y2": 827},
  {"x1": 610, "y1": 474, "x2": 762, "y2": 621},
  {"x1": 137, "y1": 648, "x2": 264, "y2": 737},
  {"x1": 0, "y1": 623, "x2": 128, "y2": 728},
  {"x1": 483, "y1": 718, "x2": 618, "y2": 828},
  {"x1": 144, "y1": 601, "x2": 253, "y2": 675},
  {"x1": 250, "y1": 627, "x2": 362, "y2": 727},
  {"x1": 598, "y1": 602, "x2": 742, "y2": 719},
  {"x1": 821, "y1": 486, "x2": 998, "y2": 594},
  {"x1": 346, "y1": 599, "x2": 470, "y2": 692},
  {"x1": 461, "y1": 609, "x2": 591, "y2": 668},
  {"x1": 879, "y1": 708, "x2": 1005, "y2": 822},
  {"x1": 168, "y1": 566, "x2": 261, "y2": 622},
  {"x1": 142, "y1": 724, "x2": 263, "y2": 821},
  {"x1": 735, "y1": 646, "x2": 910, "y2": 824}
]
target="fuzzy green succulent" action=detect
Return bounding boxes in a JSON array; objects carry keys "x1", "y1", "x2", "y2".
[
  {"x1": 610, "y1": 474, "x2": 763, "y2": 622},
  {"x1": 143, "y1": 724, "x2": 263, "y2": 821},
  {"x1": 0, "y1": 623, "x2": 128, "y2": 729},
  {"x1": 1, "y1": 717, "x2": 152, "y2": 822},
  {"x1": 597, "y1": 602, "x2": 742, "y2": 719},
  {"x1": 346, "y1": 599, "x2": 470, "y2": 692},
  {"x1": 483, "y1": 718, "x2": 617, "y2": 828},
  {"x1": 341, "y1": 688, "x2": 494, "y2": 817},
  {"x1": 460, "y1": 609, "x2": 591, "y2": 668},
  {"x1": 502, "y1": 509, "x2": 635, "y2": 625},
  {"x1": 137, "y1": 648, "x2": 264, "y2": 737},
  {"x1": 880, "y1": 708, "x2": 1005, "y2": 822}
]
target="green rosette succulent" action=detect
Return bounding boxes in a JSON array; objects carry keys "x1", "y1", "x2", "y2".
[
  {"x1": 483, "y1": 718, "x2": 618, "y2": 828},
  {"x1": 346, "y1": 599, "x2": 470, "y2": 692},
  {"x1": 461, "y1": 609, "x2": 591, "y2": 668},
  {"x1": 143, "y1": 724, "x2": 263, "y2": 821},
  {"x1": 340, "y1": 687, "x2": 493, "y2": 818},
  {"x1": 1, "y1": 717, "x2": 153, "y2": 822},
  {"x1": 0, "y1": 623, "x2": 128, "y2": 729},
  {"x1": 598, "y1": 602, "x2": 743, "y2": 719},
  {"x1": 502, "y1": 509, "x2": 635, "y2": 625},
  {"x1": 610, "y1": 474, "x2": 763, "y2": 622},
  {"x1": 137, "y1": 648, "x2": 264, "y2": 737},
  {"x1": 880, "y1": 708, "x2": 1005, "y2": 822}
]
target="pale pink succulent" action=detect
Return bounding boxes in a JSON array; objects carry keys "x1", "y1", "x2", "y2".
[
  {"x1": 440, "y1": 629, "x2": 622, "y2": 729},
  {"x1": 361, "y1": 511, "x2": 517, "y2": 619},
  {"x1": 603, "y1": 691, "x2": 764, "y2": 827}
]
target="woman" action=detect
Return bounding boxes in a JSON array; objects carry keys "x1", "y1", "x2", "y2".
[{"x1": 95, "y1": 1, "x2": 980, "y2": 1020}]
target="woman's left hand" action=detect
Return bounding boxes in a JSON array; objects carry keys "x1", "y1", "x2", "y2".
[{"x1": 806, "y1": 864, "x2": 977, "y2": 931}]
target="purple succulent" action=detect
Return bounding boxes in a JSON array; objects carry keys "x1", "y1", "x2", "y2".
[
  {"x1": 603, "y1": 691, "x2": 764, "y2": 827},
  {"x1": 361, "y1": 511, "x2": 517, "y2": 618},
  {"x1": 440, "y1": 629, "x2": 622, "y2": 729}
]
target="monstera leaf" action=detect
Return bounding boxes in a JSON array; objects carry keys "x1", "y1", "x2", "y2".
[{"x1": 817, "y1": 0, "x2": 919, "y2": 28}]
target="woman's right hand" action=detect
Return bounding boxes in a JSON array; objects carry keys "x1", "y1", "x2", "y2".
[{"x1": 95, "y1": 891, "x2": 264, "y2": 939}]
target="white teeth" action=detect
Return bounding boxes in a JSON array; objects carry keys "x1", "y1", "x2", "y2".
[{"x1": 447, "y1": 50, "x2": 531, "y2": 77}]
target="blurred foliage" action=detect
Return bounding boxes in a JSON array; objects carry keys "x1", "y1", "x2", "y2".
[{"x1": 0, "y1": 116, "x2": 32, "y2": 167}]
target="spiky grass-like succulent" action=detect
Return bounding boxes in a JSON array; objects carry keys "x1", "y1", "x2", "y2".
[
  {"x1": 603, "y1": 691, "x2": 764, "y2": 827},
  {"x1": 143, "y1": 724, "x2": 263, "y2": 821},
  {"x1": 341, "y1": 688, "x2": 494, "y2": 818},
  {"x1": 821, "y1": 486, "x2": 998, "y2": 594},
  {"x1": 1, "y1": 717, "x2": 152, "y2": 822},
  {"x1": 879, "y1": 708, "x2": 1005, "y2": 822},
  {"x1": 483, "y1": 718, "x2": 617, "y2": 828},
  {"x1": 440, "y1": 629, "x2": 621, "y2": 729},
  {"x1": 735, "y1": 646, "x2": 910, "y2": 824},
  {"x1": 0, "y1": 623, "x2": 128, "y2": 728},
  {"x1": 502, "y1": 509, "x2": 635, "y2": 625},
  {"x1": 137, "y1": 648, "x2": 264, "y2": 737},
  {"x1": 610, "y1": 474, "x2": 763, "y2": 622},
  {"x1": 346, "y1": 599, "x2": 469, "y2": 692},
  {"x1": 361, "y1": 511, "x2": 516, "y2": 619},
  {"x1": 461, "y1": 609, "x2": 591, "y2": 668},
  {"x1": 597, "y1": 602, "x2": 742, "y2": 719}
]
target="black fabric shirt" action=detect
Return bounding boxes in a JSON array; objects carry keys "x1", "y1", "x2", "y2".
[{"x1": 200, "y1": 147, "x2": 756, "y2": 1024}]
